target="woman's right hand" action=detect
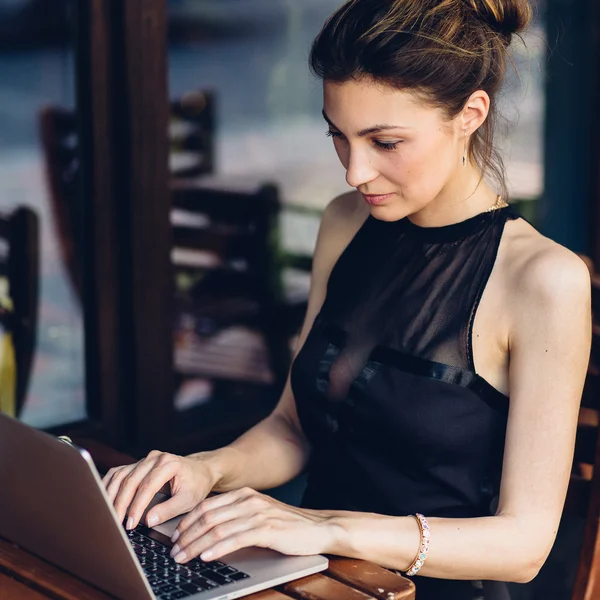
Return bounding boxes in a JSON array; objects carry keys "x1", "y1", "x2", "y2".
[{"x1": 102, "y1": 450, "x2": 220, "y2": 530}]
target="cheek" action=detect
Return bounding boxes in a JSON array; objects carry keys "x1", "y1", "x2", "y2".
[{"x1": 392, "y1": 139, "x2": 453, "y2": 192}]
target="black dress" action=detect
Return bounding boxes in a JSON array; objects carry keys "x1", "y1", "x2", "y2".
[{"x1": 290, "y1": 206, "x2": 521, "y2": 600}]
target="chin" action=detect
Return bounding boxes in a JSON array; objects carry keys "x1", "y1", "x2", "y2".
[{"x1": 367, "y1": 202, "x2": 413, "y2": 223}]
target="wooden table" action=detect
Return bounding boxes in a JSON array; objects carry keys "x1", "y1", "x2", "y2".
[{"x1": 0, "y1": 439, "x2": 415, "y2": 600}]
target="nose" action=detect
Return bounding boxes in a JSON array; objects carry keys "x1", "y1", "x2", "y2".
[{"x1": 345, "y1": 147, "x2": 379, "y2": 189}]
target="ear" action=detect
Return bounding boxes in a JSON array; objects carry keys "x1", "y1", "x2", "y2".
[{"x1": 460, "y1": 90, "x2": 491, "y2": 135}]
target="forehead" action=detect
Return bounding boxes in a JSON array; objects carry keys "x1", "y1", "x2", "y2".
[{"x1": 323, "y1": 79, "x2": 442, "y2": 128}]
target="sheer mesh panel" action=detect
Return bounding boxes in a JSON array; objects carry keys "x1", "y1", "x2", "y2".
[{"x1": 320, "y1": 207, "x2": 517, "y2": 401}]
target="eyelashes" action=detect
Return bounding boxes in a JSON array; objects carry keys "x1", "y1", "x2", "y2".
[
  {"x1": 325, "y1": 129, "x2": 401, "y2": 152},
  {"x1": 373, "y1": 140, "x2": 401, "y2": 151}
]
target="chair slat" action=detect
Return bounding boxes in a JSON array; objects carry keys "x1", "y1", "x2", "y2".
[
  {"x1": 326, "y1": 558, "x2": 416, "y2": 600},
  {"x1": 173, "y1": 225, "x2": 252, "y2": 258},
  {"x1": 282, "y1": 573, "x2": 374, "y2": 600}
]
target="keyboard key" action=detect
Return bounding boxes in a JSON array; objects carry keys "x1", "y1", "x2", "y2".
[
  {"x1": 229, "y1": 571, "x2": 251, "y2": 581},
  {"x1": 168, "y1": 564, "x2": 184, "y2": 573},
  {"x1": 180, "y1": 583, "x2": 204, "y2": 594},
  {"x1": 204, "y1": 571, "x2": 233, "y2": 586},
  {"x1": 146, "y1": 564, "x2": 160, "y2": 574},
  {"x1": 167, "y1": 575, "x2": 187, "y2": 586},
  {"x1": 188, "y1": 563, "x2": 210, "y2": 574},
  {"x1": 190, "y1": 575, "x2": 218, "y2": 589},
  {"x1": 155, "y1": 584, "x2": 177, "y2": 594},
  {"x1": 170, "y1": 592, "x2": 189, "y2": 599},
  {"x1": 217, "y1": 566, "x2": 238, "y2": 576}
]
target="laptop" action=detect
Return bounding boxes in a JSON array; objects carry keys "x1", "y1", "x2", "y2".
[{"x1": 0, "y1": 413, "x2": 328, "y2": 600}]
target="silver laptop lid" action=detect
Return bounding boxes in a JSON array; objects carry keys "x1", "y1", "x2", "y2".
[
  {"x1": 0, "y1": 412, "x2": 154, "y2": 600},
  {"x1": 0, "y1": 413, "x2": 329, "y2": 600}
]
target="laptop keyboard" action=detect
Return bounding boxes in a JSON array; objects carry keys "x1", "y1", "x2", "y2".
[{"x1": 127, "y1": 526, "x2": 250, "y2": 599}]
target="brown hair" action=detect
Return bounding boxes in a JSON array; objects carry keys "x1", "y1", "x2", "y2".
[{"x1": 310, "y1": 0, "x2": 532, "y2": 199}]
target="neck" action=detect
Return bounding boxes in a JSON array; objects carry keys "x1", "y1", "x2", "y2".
[{"x1": 408, "y1": 163, "x2": 500, "y2": 228}]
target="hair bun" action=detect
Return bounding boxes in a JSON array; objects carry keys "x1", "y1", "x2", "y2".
[{"x1": 465, "y1": 0, "x2": 532, "y2": 39}]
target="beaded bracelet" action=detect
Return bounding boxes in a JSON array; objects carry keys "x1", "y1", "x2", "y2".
[{"x1": 404, "y1": 513, "x2": 430, "y2": 577}]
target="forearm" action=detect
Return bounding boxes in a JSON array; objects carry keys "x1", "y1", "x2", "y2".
[
  {"x1": 190, "y1": 412, "x2": 310, "y2": 493},
  {"x1": 323, "y1": 511, "x2": 549, "y2": 584}
]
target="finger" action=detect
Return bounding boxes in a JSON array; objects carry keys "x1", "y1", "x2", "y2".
[
  {"x1": 174, "y1": 519, "x2": 262, "y2": 564},
  {"x1": 175, "y1": 495, "x2": 259, "y2": 549},
  {"x1": 111, "y1": 459, "x2": 158, "y2": 527},
  {"x1": 178, "y1": 487, "x2": 254, "y2": 533},
  {"x1": 104, "y1": 465, "x2": 136, "y2": 506},
  {"x1": 101, "y1": 467, "x2": 118, "y2": 488},
  {"x1": 127, "y1": 459, "x2": 185, "y2": 529},
  {"x1": 198, "y1": 527, "x2": 268, "y2": 563},
  {"x1": 102, "y1": 465, "x2": 131, "y2": 493},
  {"x1": 144, "y1": 492, "x2": 197, "y2": 529}
]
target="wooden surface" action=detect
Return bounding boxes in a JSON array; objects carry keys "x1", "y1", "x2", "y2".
[
  {"x1": 0, "y1": 571, "x2": 48, "y2": 600},
  {"x1": 0, "y1": 439, "x2": 415, "y2": 599},
  {"x1": 0, "y1": 534, "x2": 414, "y2": 600}
]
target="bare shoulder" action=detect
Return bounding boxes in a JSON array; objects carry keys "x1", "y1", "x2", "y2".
[
  {"x1": 313, "y1": 191, "x2": 370, "y2": 279},
  {"x1": 502, "y1": 218, "x2": 591, "y2": 310},
  {"x1": 320, "y1": 190, "x2": 369, "y2": 239}
]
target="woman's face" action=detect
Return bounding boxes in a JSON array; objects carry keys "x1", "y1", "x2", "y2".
[{"x1": 323, "y1": 78, "x2": 466, "y2": 222}]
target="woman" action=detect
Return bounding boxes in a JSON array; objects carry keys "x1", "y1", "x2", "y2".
[{"x1": 103, "y1": 0, "x2": 591, "y2": 597}]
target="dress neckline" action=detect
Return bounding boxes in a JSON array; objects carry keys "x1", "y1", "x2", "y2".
[{"x1": 397, "y1": 206, "x2": 513, "y2": 243}]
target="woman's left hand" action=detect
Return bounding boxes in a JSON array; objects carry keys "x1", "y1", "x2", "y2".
[{"x1": 169, "y1": 487, "x2": 336, "y2": 563}]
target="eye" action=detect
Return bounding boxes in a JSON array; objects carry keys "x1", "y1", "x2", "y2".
[
  {"x1": 373, "y1": 140, "x2": 401, "y2": 151},
  {"x1": 326, "y1": 129, "x2": 344, "y2": 140}
]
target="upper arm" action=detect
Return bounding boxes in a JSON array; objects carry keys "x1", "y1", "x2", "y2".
[
  {"x1": 271, "y1": 192, "x2": 368, "y2": 432},
  {"x1": 496, "y1": 246, "x2": 591, "y2": 562}
]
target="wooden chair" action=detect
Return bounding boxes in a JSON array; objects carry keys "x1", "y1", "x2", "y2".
[
  {"x1": 0, "y1": 207, "x2": 40, "y2": 418},
  {"x1": 171, "y1": 179, "x2": 290, "y2": 397},
  {"x1": 39, "y1": 99, "x2": 309, "y2": 451},
  {"x1": 169, "y1": 90, "x2": 216, "y2": 178},
  {"x1": 566, "y1": 259, "x2": 600, "y2": 599},
  {"x1": 39, "y1": 91, "x2": 217, "y2": 297}
]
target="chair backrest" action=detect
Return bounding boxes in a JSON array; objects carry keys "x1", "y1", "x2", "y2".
[
  {"x1": 169, "y1": 90, "x2": 216, "y2": 179},
  {"x1": 39, "y1": 91, "x2": 217, "y2": 297},
  {"x1": 171, "y1": 179, "x2": 289, "y2": 389},
  {"x1": 568, "y1": 259, "x2": 600, "y2": 599},
  {"x1": 0, "y1": 208, "x2": 40, "y2": 417}
]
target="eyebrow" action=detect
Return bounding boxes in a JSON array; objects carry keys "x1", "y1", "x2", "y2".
[{"x1": 322, "y1": 110, "x2": 411, "y2": 136}]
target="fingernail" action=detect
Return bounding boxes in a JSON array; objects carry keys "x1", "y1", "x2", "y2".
[
  {"x1": 170, "y1": 544, "x2": 180, "y2": 558},
  {"x1": 174, "y1": 550, "x2": 187, "y2": 563},
  {"x1": 147, "y1": 514, "x2": 158, "y2": 527},
  {"x1": 171, "y1": 529, "x2": 180, "y2": 543},
  {"x1": 127, "y1": 517, "x2": 134, "y2": 530},
  {"x1": 201, "y1": 550, "x2": 213, "y2": 561}
]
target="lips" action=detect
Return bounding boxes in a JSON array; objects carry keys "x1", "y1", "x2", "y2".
[{"x1": 362, "y1": 193, "x2": 394, "y2": 206}]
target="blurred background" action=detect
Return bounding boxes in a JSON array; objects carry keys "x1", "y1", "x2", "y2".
[
  {"x1": 0, "y1": 0, "x2": 548, "y2": 431},
  {"x1": 0, "y1": 1, "x2": 599, "y2": 597}
]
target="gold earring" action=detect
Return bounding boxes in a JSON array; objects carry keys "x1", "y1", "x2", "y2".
[{"x1": 463, "y1": 131, "x2": 467, "y2": 167}]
